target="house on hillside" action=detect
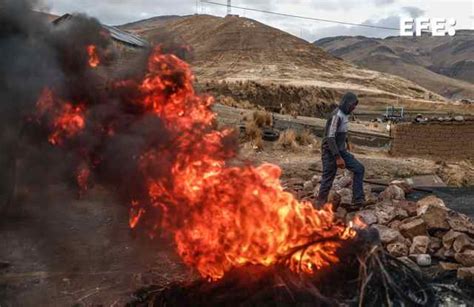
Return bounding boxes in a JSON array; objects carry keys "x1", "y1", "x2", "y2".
[
  {"x1": 52, "y1": 13, "x2": 149, "y2": 49},
  {"x1": 51, "y1": 13, "x2": 149, "y2": 69}
]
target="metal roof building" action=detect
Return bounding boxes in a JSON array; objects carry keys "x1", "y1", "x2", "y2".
[{"x1": 52, "y1": 14, "x2": 149, "y2": 48}]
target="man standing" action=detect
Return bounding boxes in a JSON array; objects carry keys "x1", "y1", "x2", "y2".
[{"x1": 316, "y1": 92, "x2": 365, "y2": 210}]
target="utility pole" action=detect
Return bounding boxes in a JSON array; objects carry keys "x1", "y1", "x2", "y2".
[{"x1": 227, "y1": 0, "x2": 231, "y2": 15}]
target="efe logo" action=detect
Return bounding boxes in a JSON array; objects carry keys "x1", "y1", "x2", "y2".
[{"x1": 400, "y1": 18, "x2": 457, "y2": 36}]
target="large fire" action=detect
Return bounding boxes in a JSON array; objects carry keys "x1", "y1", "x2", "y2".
[{"x1": 36, "y1": 46, "x2": 358, "y2": 280}]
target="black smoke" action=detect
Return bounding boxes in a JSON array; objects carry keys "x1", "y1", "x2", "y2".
[
  {"x1": 0, "y1": 0, "x2": 237, "y2": 228},
  {"x1": 0, "y1": 0, "x2": 148, "y2": 209}
]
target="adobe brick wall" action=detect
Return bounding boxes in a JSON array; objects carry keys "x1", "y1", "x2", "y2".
[{"x1": 390, "y1": 121, "x2": 474, "y2": 160}]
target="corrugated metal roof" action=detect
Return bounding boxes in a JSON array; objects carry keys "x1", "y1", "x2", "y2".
[
  {"x1": 53, "y1": 14, "x2": 149, "y2": 48},
  {"x1": 103, "y1": 25, "x2": 149, "y2": 48}
]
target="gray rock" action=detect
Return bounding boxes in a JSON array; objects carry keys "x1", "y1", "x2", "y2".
[
  {"x1": 416, "y1": 195, "x2": 446, "y2": 216},
  {"x1": 453, "y1": 234, "x2": 474, "y2": 253},
  {"x1": 372, "y1": 224, "x2": 404, "y2": 244},
  {"x1": 389, "y1": 180, "x2": 413, "y2": 194},
  {"x1": 447, "y1": 211, "x2": 474, "y2": 236},
  {"x1": 356, "y1": 210, "x2": 377, "y2": 225},
  {"x1": 389, "y1": 219, "x2": 402, "y2": 230},
  {"x1": 455, "y1": 250, "x2": 474, "y2": 267},
  {"x1": 378, "y1": 185, "x2": 405, "y2": 201},
  {"x1": 410, "y1": 236, "x2": 430, "y2": 254},
  {"x1": 415, "y1": 254, "x2": 432, "y2": 267},
  {"x1": 303, "y1": 181, "x2": 314, "y2": 192},
  {"x1": 443, "y1": 230, "x2": 463, "y2": 249},
  {"x1": 421, "y1": 205, "x2": 449, "y2": 231},
  {"x1": 399, "y1": 218, "x2": 427, "y2": 239},
  {"x1": 395, "y1": 200, "x2": 418, "y2": 216},
  {"x1": 333, "y1": 175, "x2": 352, "y2": 190},
  {"x1": 375, "y1": 201, "x2": 408, "y2": 225},
  {"x1": 337, "y1": 188, "x2": 352, "y2": 205}
]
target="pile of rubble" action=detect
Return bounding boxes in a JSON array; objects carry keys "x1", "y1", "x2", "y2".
[{"x1": 283, "y1": 174, "x2": 474, "y2": 281}]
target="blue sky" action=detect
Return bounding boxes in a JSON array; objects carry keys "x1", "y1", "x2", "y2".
[{"x1": 41, "y1": 0, "x2": 474, "y2": 41}]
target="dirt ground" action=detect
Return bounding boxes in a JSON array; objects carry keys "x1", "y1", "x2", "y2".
[
  {"x1": 1, "y1": 138, "x2": 472, "y2": 307},
  {"x1": 0, "y1": 185, "x2": 189, "y2": 306},
  {"x1": 240, "y1": 141, "x2": 440, "y2": 182}
]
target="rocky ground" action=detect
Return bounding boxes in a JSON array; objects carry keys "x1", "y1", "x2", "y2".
[
  {"x1": 238, "y1": 122, "x2": 474, "y2": 285},
  {"x1": 282, "y1": 172, "x2": 474, "y2": 282}
]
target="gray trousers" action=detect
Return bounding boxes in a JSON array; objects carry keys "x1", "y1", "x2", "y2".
[{"x1": 316, "y1": 149, "x2": 365, "y2": 205}]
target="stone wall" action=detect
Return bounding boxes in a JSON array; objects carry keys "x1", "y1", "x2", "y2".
[{"x1": 390, "y1": 121, "x2": 474, "y2": 160}]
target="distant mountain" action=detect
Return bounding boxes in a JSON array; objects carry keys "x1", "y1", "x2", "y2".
[
  {"x1": 315, "y1": 31, "x2": 474, "y2": 99},
  {"x1": 119, "y1": 14, "x2": 442, "y2": 104}
]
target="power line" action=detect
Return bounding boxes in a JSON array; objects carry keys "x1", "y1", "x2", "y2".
[{"x1": 201, "y1": 0, "x2": 400, "y2": 31}]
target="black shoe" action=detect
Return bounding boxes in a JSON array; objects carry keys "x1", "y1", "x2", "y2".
[{"x1": 346, "y1": 200, "x2": 366, "y2": 212}]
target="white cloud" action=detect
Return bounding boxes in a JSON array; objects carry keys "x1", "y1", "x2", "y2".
[{"x1": 41, "y1": 0, "x2": 472, "y2": 39}]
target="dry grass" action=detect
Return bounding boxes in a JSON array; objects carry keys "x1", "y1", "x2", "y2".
[
  {"x1": 296, "y1": 129, "x2": 317, "y2": 146},
  {"x1": 253, "y1": 136, "x2": 264, "y2": 151},
  {"x1": 219, "y1": 96, "x2": 258, "y2": 110},
  {"x1": 244, "y1": 120, "x2": 262, "y2": 142},
  {"x1": 243, "y1": 121, "x2": 264, "y2": 151},
  {"x1": 277, "y1": 129, "x2": 319, "y2": 151},
  {"x1": 252, "y1": 111, "x2": 272, "y2": 128},
  {"x1": 241, "y1": 111, "x2": 272, "y2": 151},
  {"x1": 277, "y1": 129, "x2": 298, "y2": 150}
]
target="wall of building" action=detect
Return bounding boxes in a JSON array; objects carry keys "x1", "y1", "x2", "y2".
[{"x1": 390, "y1": 121, "x2": 474, "y2": 160}]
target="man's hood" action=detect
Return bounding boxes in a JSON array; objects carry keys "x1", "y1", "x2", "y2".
[{"x1": 338, "y1": 92, "x2": 358, "y2": 115}]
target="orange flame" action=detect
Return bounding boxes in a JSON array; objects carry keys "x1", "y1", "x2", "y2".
[
  {"x1": 35, "y1": 48, "x2": 359, "y2": 281},
  {"x1": 130, "y1": 49, "x2": 358, "y2": 280},
  {"x1": 36, "y1": 88, "x2": 86, "y2": 145},
  {"x1": 87, "y1": 45, "x2": 100, "y2": 68}
]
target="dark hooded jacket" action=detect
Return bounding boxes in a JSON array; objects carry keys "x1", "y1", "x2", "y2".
[{"x1": 322, "y1": 92, "x2": 358, "y2": 157}]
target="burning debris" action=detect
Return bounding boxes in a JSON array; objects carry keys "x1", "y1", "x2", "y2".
[
  {"x1": 129, "y1": 178, "x2": 474, "y2": 306},
  {"x1": 1, "y1": 1, "x2": 473, "y2": 306},
  {"x1": 3, "y1": 0, "x2": 358, "y2": 288},
  {"x1": 32, "y1": 20, "x2": 358, "y2": 283},
  {"x1": 0, "y1": 1, "x2": 361, "y2": 285},
  {"x1": 130, "y1": 228, "x2": 441, "y2": 306}
]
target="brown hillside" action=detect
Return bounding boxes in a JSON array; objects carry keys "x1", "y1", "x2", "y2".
[
  {"x1": 123, "y1": 14, "x2": 340, "y2": 77},
  {"x1": 315, "y1": 32, "x2": 474, "y2": 100},
  {"x1": 118, "y1": 15, "x2": 469, "y2": 115}
]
